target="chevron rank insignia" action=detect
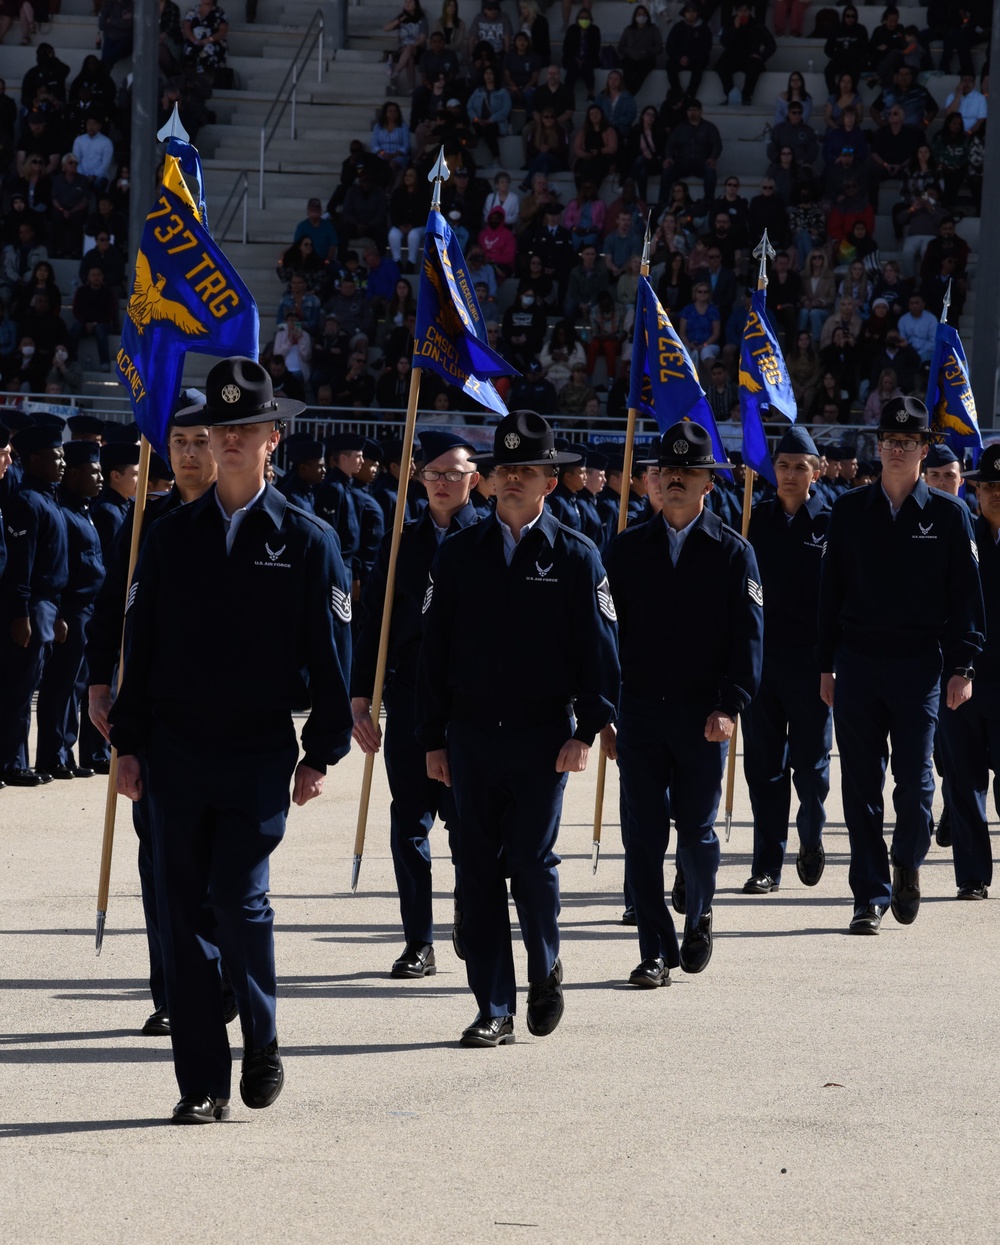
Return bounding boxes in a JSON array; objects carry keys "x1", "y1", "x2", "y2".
[
  {"x1": 331, "y1": 585, "x2": 352, "y2": 623},
  {"x1": 422, "y1": 575, "x2": 434, "y2": 615},
  {"x1": 748, "y1": 578, "x2": 763, "y2": 607},
  {"x1": 596, "y1": 576, "x2": 617, "y2": 622}
]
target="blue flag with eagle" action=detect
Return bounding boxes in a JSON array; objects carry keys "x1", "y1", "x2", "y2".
[
  {"x1": 626, "y1": 276, "x2": 729, "y2": 470},
  {"x1": 738, "y1": 291, "x2": 796, "y2": 487},
  {"x1": 116, "y1": 137, "x2": 260, "y2": 459},
  {"x1": 414, "y1": 209, "x2": 516, "y2": 416},
  {"x1": 926, "y1": 322, "x2": 981, "y2": 460}
]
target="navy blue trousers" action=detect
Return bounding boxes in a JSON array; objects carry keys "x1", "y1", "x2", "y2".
[
  {"x1": 145, "y1": 722, "x2": 297, "y2": 1099},
  {"x1": 383, "y1": 679, "x2": 459, "y2": 946},
  {"x1": 616, "y1": 696, "x2": 725, "y2": 967},
  {"x1": 35, "y1": 608, "x2": 90, "y2": 770},
  {"x1": 834, "y1": 648, "x2": 939, "y2": 907},
  {"x1": 936, "y1": 681, "x2": 1000, "y2": 890},
  {"x1": 0, "y1": 601, "x2": 55, "y2": 770},
  {"x1": 448, "y1": 719, "x2": 568, "y2": 1019},
  {"x1": 742, "y1": 647, "x2": 832, "y2": 881},
  {"x1": 133, "y1": 784, "x2": 166, "y2": 1012}
]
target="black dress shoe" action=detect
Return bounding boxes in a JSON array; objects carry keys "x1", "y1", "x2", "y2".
[
  {"x1": 848, "y1": 904, "x2": 886, "y2": 935},
  {"x1": 2, "y1": 768, "x2": 47, "y2": 787},
  {"x1": 141, "y1": 1006, "x2": 170, "y2": 1036},
  {"x1": 47, "y1": 764, "x2": 75, "y2": 780},
  {"x1": 796, "y1": 842, "x2": 826, "y2": 887},
  {"x1": 452, "y1": 891, "x2": 465, "y2": 961},
  {"x1": 526, "y1": 958, "x2": 564, "y2": 1036},
  {"x1": 671, "y1": 869, "x2": 686, "y2": 915},
  {"x1": 240, "y1": 1036, "x2": 284, "y2": 1109},
  {"x1": 391, "y1": 941, "x2": 436, "y2": 978},
  {"x1": 957, "y1": 883, "x2": 988, "y2": 900},
  {"x1": 742, "y1": 873, "x2": 779, "y2": 894},
  {"x1": 679, "y1": 910, "x2": 713, "y2": 974},
  {"x1": 890, "y1": 862, "x2": 920, "y2": 924},
  {"x1": 170, "y1": 1093, "x2": 230, "y2": 1124},
  {"x1": 71, "y1": 765, "x2": 96, "y2": 778},
  {"x1": 628, "y1": 957, "x2": 668, "y2": 988},
  {"x1": 90, "y1": 759, "x2": 112, "y2": 775},
  {"x1": 460, "y1": 1014, "x2": 514, "y2": 1047},
  {"x1": 935, "y1": 805, "x2": 952, "y2": 847},
  {"x1": 621, "y1": 905, "x2": 637, "y2": 925}
]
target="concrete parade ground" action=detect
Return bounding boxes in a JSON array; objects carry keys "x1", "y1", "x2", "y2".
[{"x1": 2, "y1": 722, "x2": 999, "y2": 1245}]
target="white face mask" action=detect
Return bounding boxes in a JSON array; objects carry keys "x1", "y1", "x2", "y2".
[
  {"x1": 635, "y1": 13, "x2": 648, "y2": 23},
  {"x1": 55, "y1": 348, "x2": 68, "y2": 361},
  {"x1": 22, "y1": 345, "x2": 35, "y2": 357},
  {"x1": 521, "y1": 295, "x2": 534, "y2": 306},
  {"x1": 118, "y1": 178, "x2": 129, "y2": 188}
]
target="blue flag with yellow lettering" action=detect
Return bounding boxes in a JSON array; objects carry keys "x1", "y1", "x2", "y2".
[
  {"x1": 626, "y1": 277, "x2": 729, "y2": 467},
  {"x1": 414, "y1": 209, "x2": 515, "y2": 416},
  {"x1": 116, "y1": 138, "x2": 259, "y2": 458},
  {"x1": 927, "y1": 322, "x2": 981, "y2": 460},
  {"x1": 738, "y1": 291, "x2": 796, "y2": 487}
]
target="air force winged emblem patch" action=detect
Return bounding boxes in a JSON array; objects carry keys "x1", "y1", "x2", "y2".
[
  {"x1": 596, "y1": 576, "x2": 617, "y2": 622},
  {"x1": 919, "y1": 522, "x2": 934, "y2": 537},
  {"x1": 331, "y1": 584, "x2": 352, "y2": 623},
  {"x1": 265, "y1": 540, "x2": 286, "y2": 562},
  {"x1": 128, "y1": 249, "x2": 209, "y2": 337},
  {"x1": 422, "y1": 574, "x2": 434, "y2": 615},
  {"x1": 535, "y1": 560, "x2": 553, "y2": 578},
  {"x1": 748, "y1": 578, "x2": 763, "y2": 607}
]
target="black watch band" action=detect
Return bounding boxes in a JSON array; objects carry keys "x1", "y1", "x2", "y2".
[{"x1": 954, "y1": 667, "x2": 975, "y2": 681}]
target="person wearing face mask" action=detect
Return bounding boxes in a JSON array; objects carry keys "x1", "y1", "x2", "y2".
[
  {"x1": 502, "y1": 285, "x2": 547, "y2": 371},
  {"x1": 561, "y1": 5, "x2": 601, "y2": 96},
  {"x1": 2, "y1": 335, "x2": 47, "y2": 392},
  {"x1": 46, "y1": 344, "x2": 83, "y2": 394},
  {"x1": 617, "y1": 5, "x2": 662, "y2": 97}
]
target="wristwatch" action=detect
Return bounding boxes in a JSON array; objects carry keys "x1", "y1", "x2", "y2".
[{"x1": 954, "y1": 667, "x2": 975, "y2": 680}]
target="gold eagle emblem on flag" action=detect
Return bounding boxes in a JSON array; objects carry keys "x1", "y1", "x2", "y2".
[{"x1": 127, "y1": 249, "x2": 209, "y2": 337}]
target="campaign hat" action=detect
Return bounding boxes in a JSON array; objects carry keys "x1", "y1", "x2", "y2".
[
  {"x1": 477, "y1": 410, "x2": 580, "y2": 467},
  {"x1": 639, "y1": 421, "x2": 733, "y2": 469},
  {"x1": 174, "y1": 357, "x2": 306, "y2": 426},
  {"x1": 878, "y1": 395, "x2": 929, "y2": 436},
  {"x1": 962, "y1": 444, "x2": 1000, "y2": 482}
]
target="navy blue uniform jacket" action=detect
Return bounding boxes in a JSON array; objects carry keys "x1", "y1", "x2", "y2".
[
  {"x1": 817, "y1": 480, "x2": 985, "y2": 672},
  {"x1": 748, "y1": 492, "x2": 829, "y2": 650},
  {"x1": 109, "y1": 484, "x2": 353, "y2": 770},
  {"x1": 973, "y1": 515, "x2": 1000, "y2": 684},
  {"x1": 416, "y1": 509, "x2": 620, "y2": 749},
  {"x1": 58, "y1": 490, "x2": 105, "y2": 613},
  {"x1": 90, "y1": 486, "x2": 131, "y2": 560},
  {"x1": 352, "y1": 500, "x2": 479, "y2": 696},
  {"x1": 315, "y1": 467, "x2": 361, "y2": 581},
  {"x1": 605, "y1": 509, "x2": 763, "y2": 717},
  {"x1": 0, "y1": 477, "x2": 68, "y2": 626}
]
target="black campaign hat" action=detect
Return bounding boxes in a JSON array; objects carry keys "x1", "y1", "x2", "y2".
[
  {"x1": 640, "y1": 421, "x2": 733, "y2": 470},
  {"x1": 878, "y1": 396, "x2": 929, "y2": 436},
  {"x1": 174, "y1": 357, "x2": 306, "y2": 427},
  {"x1": 478, "y1": 410, "x2": 580, "y2": 467},
  {"x1": 963, "y1": 444, "x2": 1000, "y2": 482}
]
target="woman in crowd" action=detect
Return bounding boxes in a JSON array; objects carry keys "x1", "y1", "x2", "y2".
[
  {"x1": 517, "y1": 0, "x2": 550, "y2": 65},
  {"x1": 892, "y1": 141, "x2": 943, "y2": 239},
  {"x1": 432, "y1": 0, "x2": 467, "y2": 59},
  {"x1": 467, "y1": 65, "x2": 512, "y2": 160},
  {"x1": 388, "y1": 164, "x2": 430, "y2": 270},
  {"x1": 798, "y1": 247, "x2": 836, "y2": 341},
  {"x1": 823, "y1": 5, "x2": 869, "y2": 95},
  {"x1": 478, "y1": 205, "x2": 516, "y2": 278},
  {"x1": 931, "y1": 112, "x2": 970, "y2": 209},
  {"x1": 627, "y1": 105, "x2": 664, "y2": 204},
  {"x1": 539, "y1": 319, "x2": 586, "y2": 392},
  {"x1": 562, "y1": 4, "x2": 601, "y2": 95},
  {"x1": 656, "y1": 249, "x2": 693, "y2": 315},
  {"x1": 483, "y1": 170, "x2": 520, "y2": 226},
  {"x1": 14, "y1": 259, "x2": 62, "y2": 320},
  {"x1": 182, "y1": 0, "x2": 229, "y2": 75},
  {"x1": 823, "y1": 70, "x2": 864, "y2": 129},
  {"x1": 276, "y1": 237, "x2": 326, "y2": 295},
  {"x1": 787, "y1": 329, "x2": 822, "y2": 413},
  {"x1": 385, "y1": 0, "x2": 429, "y2": 94},
  {"x1": 862, "y1": 365, "x2": 903, "y2": 426},
  {"x1": 617, "y1": 5, "x2": 662, "y2": 96},
  {"x1": 788, "y1": 181, "x2": 827, "y2": 269},
  {"x1": 371, "y1": 101, "x2": 413, "y2": 177},
  {"x1": 597, "y1": 70, "x2": 637, "y2": 153},
  {"x1": 773, "y1": 70, "x2": 813, "y2": 125},
  {"x1": 586, "y1": 289, "x2": 626, "y2": 380},
  {"x1": 678, "y1": 280, "x2": 720, "y2": 373},
  {"x1": 571, "y1": 104, "x2": 618, "y2": 187},
  {"x1": 522, "y1": 106, "x2": 570, "y2": 182}
]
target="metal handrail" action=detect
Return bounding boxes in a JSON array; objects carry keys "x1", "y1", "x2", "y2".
[
  {"x1": 216, "y1": 170, "x2": 250, "y2": 244},
  {"x1": 258, "y1": 8, "x2": 326, "y2": 210}
]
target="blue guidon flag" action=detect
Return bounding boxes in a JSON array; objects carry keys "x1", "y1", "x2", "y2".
[
  {"x1": 738, "y1": 291, "x2": 796, "y2": 487},
  {"x1": 627, "y1": 276, "x2": 730, "y2": 473},
  {"x1": 927, "y1": 321, "x2": 982, "y2": 461},
  {"x1": 116, "y1": 137, "x2": 260, "y2": 458},
  {"x1": 414, "y1": 209, "x2": 515, "y2": 417}
]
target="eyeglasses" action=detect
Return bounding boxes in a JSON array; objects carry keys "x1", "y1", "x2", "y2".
[
  {"x1": 878, "y1": 437, "x2": 921, "y2": 453},
  {"x1": 418, "y1": 468, "x2": 474, "y2": 482}
]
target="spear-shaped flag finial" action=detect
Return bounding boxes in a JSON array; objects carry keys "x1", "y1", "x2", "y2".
[
  {"x1": 752, "y1": 229, "x2": 776, "y2": 291},
  {"x1": 428, "y1": 147, "x2": 450, "y2": 212},
  {"x1": 156, "y1": 101, "x2": 191, "y2": 145},
  {"x1": 941, "y1": 277, "x2": 953, "y2": 325},
  {"x1": 640, "y1": 210, "x2": 652, "y2": 275}
]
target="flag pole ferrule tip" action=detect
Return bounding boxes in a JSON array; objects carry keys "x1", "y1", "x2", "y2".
[{"x1": 95, "y1": 910, "x2": 106, "y2": 957}]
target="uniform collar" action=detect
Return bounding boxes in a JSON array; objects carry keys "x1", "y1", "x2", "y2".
[
  {"x1": 650, "y1": 506, "x2": 721, "y2": 542},
  {"x1": 194, "y1": 480, "x2": 287, "y2": 528},
  {"x1": 865, "y1": 477, "x2": 931, "y2": 512},
  {"x1": 490, "y1": 505, "x2": 559, "y2": 548},
  {"x1": 417, "y1": 498, "x2": 479, "y2": 534}
]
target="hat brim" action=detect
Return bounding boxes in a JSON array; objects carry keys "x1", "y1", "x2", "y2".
[
  {"x1": 961, "y1": 469, "x2": 998, "y2": 481},
  {"x1": 474, "y1": 450, "x2": 582, "y2": 466},
  {"x1": 637, "y1": 457, "x2": 734, "y2": 470},
  {"x1": 173, "y1": 396, "x2": 306, "y2": 427}
]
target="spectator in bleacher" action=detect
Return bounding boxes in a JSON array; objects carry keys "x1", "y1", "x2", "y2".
[
  {"x1": 421, "y1": 30, "x2": 461, "y2": 86},
  {"x1": 704, "y1": 358, "x2": 739, "y2": 425},
  {"x1": 932, "y1": 113, "x2": 971, "y2": 209},
  {"x1": 773, "y1": 70, "x2": 813, "y2": 125},
  {"x1": 78, "y1": 231, "x2": 125, "y2": 298},
  {"x1": 10, "y1": 153, "x2": 53, "y2": 239},
  {"x1": 1, "y1": 335, "x2": 47, "y2": 390},
  {"x1": 862, "y1": 366, "x2": 903, "y2": 426},
  {"x1": 371, "y1": 101, "x2": 412, "y2": 177},
  {"x1": 648, "y1": 213, "x2": 689, "y2": 271},
  {"x1": 324, "y1": 272, "x2": 374, "y2": 346},
  {"x1": 293, "y1": 197, "x2": 338, "y2": 263},
  {"x1": 20, "y1": 42, "x2": 69, "y2": 109},
  {"x1": 665, "y1": 3, "x2": 711, "y2": 102},
  {"x1": 385, "y1": 0, "x2": 428, "y2": 95},
  {"x1": 868, "y1": 105, "x2": 921, "y2": 209},
  {"x1": 788, "y1": 182, "x2": 827, "y2": 269},
  {"x1": 808, "y1": 370, "x2": 850, "y2": 422},
  {"x1": 483, "y1": 169, "x2": 520, "y2": 225},
  {"x1": 532, "y1": 64, "x2": 574, "y2": 133},
  {"x1": 441, "y1": 163, "x2": 486, "y2": 233},
  {"x1": 309, "y1": 315, "x2": 350, "y2": 391},
  {"x1": 159, "y1": 0, "x2": 184, "y2": 73},
  {"x1": 501, "y1": 284, "x2": 547, "y2": 368},
  {"x1": 503, "y1": 30, "x2": 541, "y2": 120},
  {"x1": 558, "y1": 362, "x2": 596, "y2": 421},
  {"x1": 67, "y1": 56, "x2": 118, "y2": 131},
  {"x1": 386, "y1": 166, "x2": 429, "y2": 271},
  {"x1": 374, "y1": 353, "x2": 412, "y2": 413},
  {"x1": 410, "y1": 74, "x2": 451, "y2": 154},
  {"x1": 17, "y1": 111, "x2": 61, "y2": 178},
  {"x1": 765, "y1": 251, "x2": 803, "y2": 348},
  {"x1": 605, "y1": 179, "x2": 646, "y2": 238},
  {"x1": 920, "y1": 216, "x2": 969, "y2": 286},
  {"x1": 468, "y1": 0, "x2": 511, "y2": 58},
  {"x1": 940, "y1": 3, "x2": 989, "y2": 77},
  {"x1": 597, "y1": 70, "x2": 636, "y2": 151},
  {"x1": 747, "y1": 177, "x2": 789, "y2": 250},
  {"x1": 920, "y1": 252, "x2": 964, "y2": 320},
  {"x1": 870, "y1": 257, "x2": 909, "y2": 314},
  {"x1": 866, "y1": 5, "x2": 904, "y2": 84},
  {"x1": 538, "y1": 319, "x2": 584, "y2": 393},
  {"x1": 822, "y1": 107, "x2": 868, "y2": 179},
  {"x1": 14, "y1": 259, "x2": 60, "y2": 318},
  {"x1": 182, "y1": 1, "x2": 229, "y2": 77},
  {"x1": 46, "y1": 343, "x2": 83, "y2": 394},
  {"x1": 767, "y1": 148, "x2": 806, "y2": 208},
  {"x1": 857, "y1": 295, "x2": 893, "y2": 378},
  {"x1": 20, "y1": 289, "x2": 66, "y2": 363},
  {"x1": 277, "y1": 273, "x2": 322, "y2": 335},
  {"x1": 768, "y1": 102, "x2": 819, "y2": 169},
  {"x1": 826, "y1": 178, "x2": 873, "y2": 255},
  {"x1": 2, "y1": 221, "x2": 47, "y2": 302},
  {"x1": 820, "y1": 322, "x2": 860, "y2": 396},
  {"x1": 272, "y1": 313, "x2": 312, "y2": 380},
  {"x1": 714, "y1": 4, "x2": 775, "y2": 107},
  {"x1": 380, "y1": 277, "x2": 417, "y2": 342},
  {"x1": 690, "y1": 243, "x2": 738, "y2": 331},
  {"x1": 660, "y1": 98, "x2": 722, "y2": 205},
  {"x1": 627, "y1": 106, "x2": 665, "y2": 204},
  {"x1": 561, "y1": 5, "x2": 601, "y2": 96},
  {"x1": 334, "y1": 349, "x2": 377, "y2": 407},
  {"x1": 787, "y1": 331, "x2": 821, "y2": 412},
  {"x1": 563, "y1": 240, "x2": 609, "y2": 319},
  {"x1": 870, "y1": 65, "x2": 937, "y2": 130},
  {"x1": 678, "y1": 280, "x2": 720, "y2": 373},
  {"x1": 432, "y1": 0, "x2": 467, "y2": 61},
  {"x1": 69, "y1": 266, "x2": 116, "y2": 372},
  {"x1": 266, "y1": 352, "x2": 306, "y2": 403},
  {"x1": 898, "y1": 182, "x2": 947, "y2": 278},
  {"x1": 467, "y1": 65, "x2": 511, "y2": 160},
  {"x1": 798, "y1": 248, "x2": 836, "y2": 340},
  {"x1": 522, "y1": 104, "x2": 570, "y2": 183},
  {"x1": 824, "y1": 8, "x2": 870, "y2": 96},
  {"x1": 699, "y1": 211, "x2": 742, "y2": 271},
  {"x1": 571, "y1": 105, "x2": 617, "y2": 187},
  {"x1": 586, "y1": 290, "x2": 625, "y2": 380},
  {"x1": 516, "y1": 0, "x2": 549, "y2": 63},
  {"x1": 71, "y1": 114, "x2": 114, "y2": 195},
  {"x1": 616, "y1": 5, "x2": 661, "y2": 98},
  {"x1": 661, "y1": 179, "x2": 698, "y2": 239},
  {"x1": 477, "y1": 206, "x2": 516, "y2": 278},
  {"x1": 773, "y1": 0, "x2": 809, "y2": 39},
  {"x1": 895, "y1": 290, "x2": 937, "y2": 364},
  {"x1": 523, "y1": 252, "x2": 556, "y2": 310},
  {"x1": 98, "y1": 0, "x2": 135, "y2": 67},
  {"x1": 819, "y1": 293, "x2": 862, "y2": 349},
  {"x1": 0, "y1": 0, "x2": 34, "y2": 48},
  {"x1": 709, "y1": 175, "x2": 750, "y2": 246},
  {"x1": 564, "y1": 180, "x2": 605, "y2": 252},
  {"x1": 520, "y1": 201, "x2": 575, "y2": 301},
  {"x1": 657, "y1": 249, "x2": 693, "y2": 316},
  {"x1": 83, "y1": 192, "x2": 127, "y2": 252},
  {"x1": 824, "y1": 71, "x2": 863, "y2": 131},
  {"x1": 276, "y1": 237, "x2": 326, "y2": 296},
  {"x1": 466, "y1": 244, "x2": 498, "y2": 299},
  {"x1": 2, "y1": 192, "x2": 31, "y2": 246},
  {"x1": 340, "y1": 167, "x2": 390, "y2": 253},
  {"x1": 0, "y1": 77, "x2": 16, "y2": 164},
  {"x1": 361, "y1": 245, "x2": 401, "y2": 320}
]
